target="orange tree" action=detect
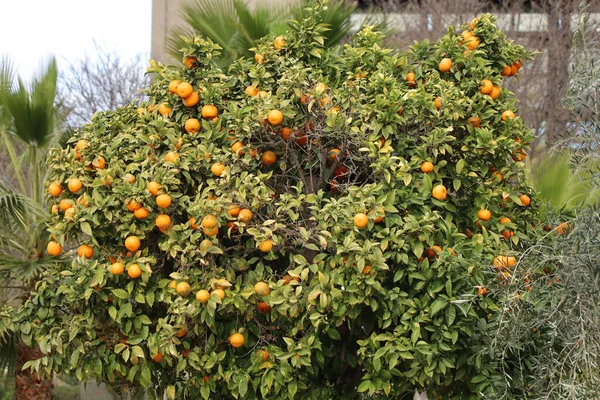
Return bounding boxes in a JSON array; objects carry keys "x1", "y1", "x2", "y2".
[{"x1": 18, "y1": 3, "x2": 536, "y2": 399}]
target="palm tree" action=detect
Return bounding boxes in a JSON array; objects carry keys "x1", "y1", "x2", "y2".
[
  {"x1": 0, "y1": 56, "x2": 65, "y2": 400},
  {"x1": 167, "y1": 0, "x2": 384, "y2": 68}
]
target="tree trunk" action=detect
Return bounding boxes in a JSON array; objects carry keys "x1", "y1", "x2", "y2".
[{"x1": 14, "y1": 342, "x2": 53, "y2": 400}]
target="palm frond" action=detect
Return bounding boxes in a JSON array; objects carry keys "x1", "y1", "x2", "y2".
[
  {"x1": 233, "y1": 0, "x2": 279, "y2": 56},
  {"x1": 0, "y1": 56, "x2": 15, "y2": 128},
  {"x1": 0, "y1": 191, "x2": 45, "y2": 230},
  {"x1": 2, "y1": 58, "x2": 57, "y2": 147}
]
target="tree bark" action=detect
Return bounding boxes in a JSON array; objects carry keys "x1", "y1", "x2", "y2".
[{"x1": 14, "y1": 342, "x2": 53, "y2": 400}]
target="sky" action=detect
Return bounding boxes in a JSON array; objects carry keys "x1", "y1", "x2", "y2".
[{"x1": 0, "y1": 0, "x2": 152, "y2": 80}]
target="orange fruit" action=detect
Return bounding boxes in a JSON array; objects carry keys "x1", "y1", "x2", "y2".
[
  {"x1": 125, "y1": 236, "x2": 141, "y2": 252},
  {"x1": 477, "y1": 209, "x2": 492, "y2": 221},
  {"x1": 126, "y1": 199, "x2": 143, "y2": 212},
  {"x1": 169, "y1": 280, "x2": 177, "y2": 289},
  {"x1": 327, "y1": 148, "x2": 340, "y2": 162},
  {"x1": 255, "y1": 53, "x2": 265, "y2": 64},
  {"x1": 147, "y1": 181, "x2": 161, "y2": 196},
  {"x1": 77, "y1": 244, "x2": 94, "y2": 259},
  {"x1": 165, "y1": 151, "x2": 179, "y2": 163},
  {"x1": 155, "y1": 214, "x2": 171, "y2": 232},
  {"x1": 519, "y1": 195, "x2": 530, "y2": 207},
  {"x1": 368, "y1": 207, "x2": 385, "y2": 224},
  {"x1": 168, "y1": 80, "x2": 180, "y2": 94},
  {"x1": 64, "y1": 208, "x2": 76, "y2": 221},
  {"x1": 434, "y1": 97, "x2": 442, "y2": 110},
  {"x1": 231, "y1": 141, "x2": 245, "y2": 155},
  {"x1": 156, "y1": 194, "x2": 172, "y2": 208},
  {"x1": 110, "y1": 262, "x2": 124, "y2": 275},
  {"x1": 196, "y1": 289, "x2": 210, "y2": 303},
  {"x1": 493, "y1": 255, "x2": 517, "y2": 269},
  {"x1": 427, "y1": 245, "x2": 443, "y2": 259},
  {"x1": 406, "y1": 72, "x2": 416, "y2": 86},
  {"x1": 432, "y1": 184, "x2": 447, "y2": 201},
  {"x1": 212, "y1": 288, "x2": 225, "y2": 300},
  {"x1": 501, "y1": 110, "x2": 515, "y2": 121},
  {"x1": 185, "y1": 118, "x2": 201, "y2": 133},
  {"x1": 203, "y1": 226, "x2": 219, "y2": 237},
  {"x1": 75, "y1": 139, "x2": 88, "y2": 150},
  {"x1": 229, "y1": 333, "x2": 245, "y2": 348},
  {"x1": 202, "y1": 214, "x2": 218, "y2": 230},
  {"x1": 461, "y1": 30, "x2": 474, "y2": 40},
  {"x1": 127, "y1": 264, "x2": 142, "y2": 279},
  {"x1": 47, "y1": 241, "x2": 62, "y2": 256},
  {"x1": 438, "y1": 57, "x2": 452, "y2": 72},
  {"x1": 238, "y1": 209, "x2": 253, "y2": 223},
  {"x1": 201, "y1": 105, "x2": 218, "y2": 119},
  {"x1": 123, "y1": 173, "x2": 136, "y2": 184},
  {"x1": 254, "y1": 281, "x2": 271, "y2": 296},
  {"x1": 468, "y1": 116, "x2": 481, "y2": 128},
  {"x1": 501, "y1": 65, "x2": 512, "y2": 77},
  {"x1": 245, "y1": 85, "x2": 259, "y2": 96},
  {"x1": 557, "y1": 222, "x2": 572, "y2": 236},
  {"x1": 211, "y1": 163, "x2": 225, "y2": 177},
  {"x1": 502, "y1": 230, "x2": 514, "y2": 239},
  {"x1": 68, "y1": 178, "x2": 82, "y2": 193},
  {"x1": 257, "y1": 301, "x2": 272, "y2": 313},
  {"x1": 48, "y1": 182, "x2": 63, "y2": 197},
  {"x1": 490, "y1": 86, "x2": 501, "y2": 100},
  {"x1": 478, "y1": 286, "x2": 488, "y2": 296},
  {"x1": 469, "y1": 17, "x2": 478, "y2": 30},
  {"x1": 158, "y1": 103, "x2": 172, "y2": 116},
  {"x1": 493, "y1": 171, "x2": 504, "y2": 182},
  {"x1": 267, "y1": 110, "x2": 283, "y2": 126},
  {"x1": 258, "y1": 350, "x2": 269, "y2": 362},
  {"x1": 500, "y1": 217, "x2": 512, "y2": 224},
  {"x1": 51, "y1": 204, "x2": 59, "y2": 213},
  {"x1": 480, "y1": 79, "x2": 493, "y2": 95},
  {"x1": 281, "y1": 127, "x2": 292, "y2": 140},
  {"x1": 259, "y1": 239, "x2": 273, "y2": 253},
  {"x1": 184, "y1": 56, "x2": 197, "y2": 69},
  {"x1": 59, "y1": 199, "x2": 73, "y2": 211},
  {"x1": 421, "y1": 161, "x2": 434, "y2": 173},
  {"x1": 465, "y1": 36, "x2": 480, "y2": 50},
  {"x1": 182, "y1": 91, "x2": 199, "y2": 107},
  {"x1": 227, "y1": 204, "x2": 241, "y2": 217},
  {"x1": 134, "y1": 207, "x2": 150, "y2": 219},
  {"x1": 314, "y1": 82, "x2": 328, "y2": 94},
  {"x1": 93, "y1": 156, "x2": 106, "y2": 170},
  {"x1": 176, "y1": 82, "x2": 193, "y2": 98},
  {"x1": 176, "y1": 282, "x2": 191, "y2": 296},
  {"x1": 274, "y1": 36, "x2": 286, "y2": 50},
  {"x1": 354, "y1": 213, "x2": 369, "y2": 229},
  {"x1": 152, "y1": 352, "x2": 164, "y2": 363},
  {"x1": 262, "y1": 151, "x2": 277, "y2": 165}
]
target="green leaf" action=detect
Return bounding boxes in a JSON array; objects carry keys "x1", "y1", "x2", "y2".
[
  {"x1": 288, "y1": 381, "x2": 297, "y2": 398},
  {"x1": 80, "y1": 222, "x2": 93, "y2": 237},
  {"x1": 112, "y1": 289, "x2": 129, "y2": 299},
  {"x1": 430, "y1": 297, "x2": 447, "y2": 316},
  {"x1": 456, "y1": 159, "x2": 465, "y2": 174},
  {"x1": 238, "y1": 375, "x2": 248, "y2": 397},
  {"x1": 357, "y1": 380, "x2": 371, "y2": 393}
]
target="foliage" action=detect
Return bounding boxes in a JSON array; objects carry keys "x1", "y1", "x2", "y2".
[{"x1": 20, "y1": 3, "x2": 537, "y2": 399}]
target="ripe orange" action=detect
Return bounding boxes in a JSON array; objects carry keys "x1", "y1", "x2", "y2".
[
  {"x1": 406, "y1": 72, "x2": 416, "y2": 86},
  {"x1": 126, "y1": 199, "x2": 143, "y2": 212},
  {"x1": 274, "y1": 36, "x2": 286, "y2": 50},
  {"x1": 48, "y1": 182, "x2": 62, "y2": 197},
  {"x1": 158, "y1": 103, "x2": 172, "y2": 116},
  {"x1": 368, "y1": 207, "x2": 385, "y2": 223},
  {"x1": 500, "y1": 217, "x2": 512, "y2": 224},
  {"x1": 134, "y1": 207, "x2": 150, "y2": 219},
  {"x1": 127, "y1": 264, "x2": 142, "y2": 279},
  {"x1": 493, "y1": 171, "x2": 504, "y2": 182},
  {"x1": 203, "y1": 226, "x2": 219, "y2": 236},
  {"x1": 258, "y1": 349, "x2": 269, "y2": 362},
  {"x1": 168, "y1": 80, "x2": 180, "y2": 94},
  {"x1": 354, "y1": 213, "x2": 369, "y2": 229},
  {"x1": 182, "y1": 91, "x2": 199, "y2": 107},
  {"x1": 185, "y1": 118, "x2": 201, "y2": 133},
  {"x1": 280, "y1": 127, "x2": 292, "y2": 140},
  {"x1": 434, "y1": 96, "x2": 442, "y2": 110},
  {"x1": 519, "y1": 195, "x2": 530, "y2": 207},
  {"x1": 428, "y1": 245, "x2": 443, "y2": 259},
  {"x1": 211, "y1": 163, "x2": 225, "y2": 176},
  {"x1": 439, "y1": 57, "x2": 452, "y2": 72},
  {"x1": 478, "y1": 286, "x2": 488, "y2": 296},
  {"x1": 465, "y1": 36, "x2": 480, "y2": 50},
  {"x1": 110, "y1": 262, "x2": 124, "y2": 275},
  {"x1": 68, "y1": 178, "x2": 82, "y2": 193},
  {"x1": 152, "y1": 352, "x2": 164, "y2": 363},
  {"x1": 169, "y1": 280, "x2": 177, "y2": 289},
  {"x1": 212, "y1": 288, "x2": 225, "y2": 300},
  {"x1": 202, "y1": 214, "x2": 218, "y2": 230},
  {"x1": 176, "y1": 82, "x2": 193, "y2": 98},
  {"x1": 245, "y1": 85, "x2": 259, "y2": 96},
  {"x1": 147, "y1": 181, "x2": 161, "y2": 196},
  {"x1": 75, "y1": 139, "x2": 88, "y2": 151},
  {"x1": 432, "y1": 184, "x2": 447, "y2": 201},
  {"x1": 314, "y1": 82, "x2": 328, "y2": 94},
  {"x1": 493, "y1": 255, "x2": 517, "y2": 269},
  {"x1": 257, "y1": 301, "x2": 272, "y2": 313},
  {"x1": 176, "y1": 282, "x2": 191, "y2": 296},
  {"x1": 262, "y1": 151, "x2": 277, "y2": 165},
  {"x1": 255, "y1": 53, "x2": 265, "y2": 64},
  {"x1": 501, "y1": 110, "x2": 515, "y2": 121},
  {"x1": 267, "y1": 110, "x2": 283, "y2": 125},
  {"x1": 229, "y1": 333, "x2": 245, "y2": 348},
  {"x1": 461, "y1": 30, "x2": 474, "y2": 40},
  {"x1": 156, "y1": 194, "x2": 172, "y2": 208},
  {"x1": 231, "y1": 141, "x2": 245, "y2": 155},
  {"x1": 165, "y1": 151, "x2": 179, "y2": 163},
  {"x1": 468, "y1": 116, "x2": 481, "y2": 128},
  {"x1": 327, "y1": 148, "x2": 340, "y2": 162},
  {"x1": 477, "y1": 209, "x2": 492, "y2": 221},
  {"x1": 254, "y1": 281, "x2": 271, "y2": 296},
  {"x1": 238, "y1": 209, "x2": 253, "y2": 223},
  {"x1": 196, "y1": 289, "x2": 210, "y2": 303},
  {"x1": 227, "y1": 204, "x2": 241, "y2": 217},
  {"x1": 490, "y1": 86, "x2": 501, "y2": 100},
  {"x1": 59, "y1": 199, "x2": 73, "y2": 211},
  {"x1": 421, "y1": 161, "x2": 434, "y2": 173},
  {"x1": 557, "y1": 222, "x2": 572, "y2": 236},
  {"x1": 155, "y1": 214, "x2": 171, "y2": 232},
  {"x1": 78, "y1": 244, "x2": 94, "y2": 259},
  {"x1": 47, "y1": 241, "x2": 62, "y2": 256},
  {"x1": 501, "y1": 65, "x2": 512, "y2": 77},
  {"x1": 202, "y1": 105, "x2": 218, "y2": 120},
  {"x1": 125, "y1": 236, "x2": 141, "y2": 252},
  {"x1": 259, "y1": 239, "x2": 273, "y2": 252},
  {"x1": 94, "y1": 156, "x2": 106, "y2": 170},
  {"x1": 480, "y1": 79, "x2": 493, "y2": 95},
  {"x1": 502, "y1": 230, "x2": 514, "y2": 239},
  {"x1": 184, "y1": 56, "x2": 197, "y2": 69},
  {"x1": 469, "y1": 17, "x2": 478, "y2": 30},
  {"x1": 123, "y1": 173, "x2": 136, "y2": 184},
  {"x1": 188, "y1": 217, "x2": 199, "y2": 230},
  {"x1": 51, "y1": 205, "x2": 59, "y2": 213}
]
